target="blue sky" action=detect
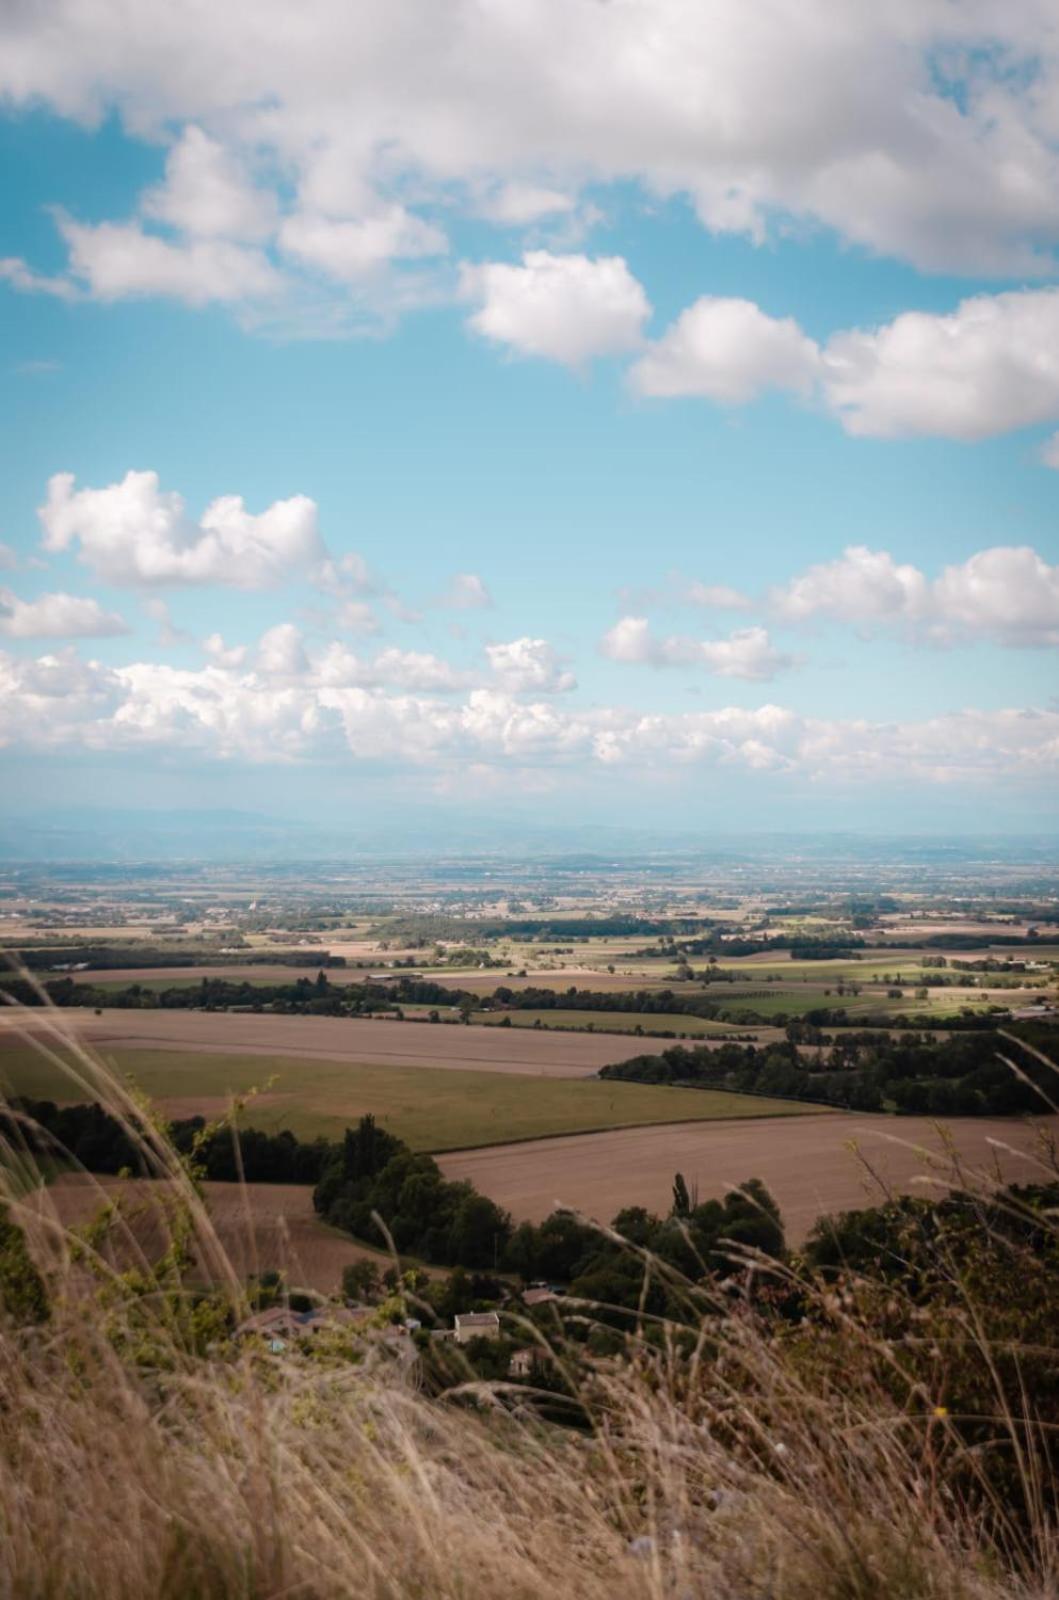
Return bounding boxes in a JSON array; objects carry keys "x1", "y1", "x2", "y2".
[{"x1": 1, "y1": 3, "x2": 1058, "y2": 836}]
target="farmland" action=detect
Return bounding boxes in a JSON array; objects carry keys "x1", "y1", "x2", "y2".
[
  {"x1": 439, "y1": 1110, "x2": 1059, "y2": 1243},
  {"x1": 470, "y1": 1008, "x2": 754, "y2": 1036},
  {"x1": 0, "y1": 1008, "x2": 650, "y2": 1076},
  {"x1": 0, "y1": 1038, "x2": 821, "y2": 1149},
  {"x1": 18, "y1": 1174, "x2": 389, "y2": 1296}
]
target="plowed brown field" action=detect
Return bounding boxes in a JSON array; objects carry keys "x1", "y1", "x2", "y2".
[
  {"x1": 439, "y1": 1112, "x2": 1058, "y2": 1243},
  {"x1": 0, "y1": 1007, "x2": 651, "y2": 1077}
]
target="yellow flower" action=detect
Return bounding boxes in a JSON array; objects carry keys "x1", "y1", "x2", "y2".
[{"x1": 933, "y1": 1405, "x2": 949, "y2": 1419}]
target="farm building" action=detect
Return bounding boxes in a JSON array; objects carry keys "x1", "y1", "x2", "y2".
[{"x1": 454, "y1": 1311, "x2": 501, "y2": 1344}]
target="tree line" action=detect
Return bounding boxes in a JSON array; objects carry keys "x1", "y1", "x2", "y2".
[{"x1": 599, "y1": 1023, "x2": 1058, "y2": 1116}]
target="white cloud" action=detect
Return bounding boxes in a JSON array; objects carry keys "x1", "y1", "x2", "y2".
[
  {"x1": 685, "y1": 582, "x2": 752, "y2": 611},
  {"x1": 601, "y1": 618, "x2": 794, "y2": 681},
  {"x1": 0, "y1": 257, "x2": 78, "y2": 300},
  {"x1": 4, "y1": 3, "x2": 1059, "y2": 281},
  {"x1": 772, "y1": 546, "x2": 929, "y2": 627},
  {"x1": 256, "y1": 622, "x2": 309, "y2": 677},
  {"x1": 771, "y1": 543, "x2": 1059, "y2": 647},
  {"x1": 336, "y1": 599, "x2": 381, "y2": 635},
  {"x1": 0, "y1": 588, "x2": 130, "y2": 640},
  {"x1": 317, "y1": 642, "x2": 470, "y2": 693},
  {"x1": 631, "y1": 297, "x2": 820, "y2": 403},
  {"x1": 203, "y1": 632, "x2": 247, "y2": 668},
  {"x1": 143, "y1": 125, "x2": 276, "y2": 240},
  {"x1": 436, "y1": 573, "x2": 493, "y2": 610},
  {"x1": 1041, "y1": 431, "x2": 1059, "y2": 470},
  {"x1": 1, "y1": 642, "x2": 1053, "y2": 793},
  {"x1": 0, "y1": 544, "x2": 18, "y2": 571},
  {"x1": 39, "y1": 469, "x2": 326, "y2": 588},
  {"x1": 479, "y1": 184, "x2": 577, "y2": 225},
  {"x1": 279, "y1": 204, "x2": 447, "y2": 282},
  {"x1": 58, "y1": 216, "x2": 282, "y2": 306},
  {"x1": 462, "y1": 251, "x2": 650, "y2": 366},
  {"x1": 486, "y1": 637, "x2": 576, "y2": 694},
  {"x1": 823, "y1": 288, "x2": 1059, "y2": 441}
]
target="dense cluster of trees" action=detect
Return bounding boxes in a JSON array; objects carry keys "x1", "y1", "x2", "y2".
[
  {"x1": 312, "y1": 1117, "x2": 511, "y2": 1268},
  {"x1": 12, "y1": 944, "x2": 345, "y2": 971},
  {"x1": 312, "y1": 1114, "x2": 786, "y2": 1304},
  {"x1": 0, "y1": 1098, "x2": 333, "y2": 1184},
  {"x1": 599, "y1": 1024, "x2": 1058, "y2": 1115}
]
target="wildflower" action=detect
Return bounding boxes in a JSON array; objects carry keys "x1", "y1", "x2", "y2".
[{"x1": 933, "y1": 1405, "x2": 949, "y2": 1420}]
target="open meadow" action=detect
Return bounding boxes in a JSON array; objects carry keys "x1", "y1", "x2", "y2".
[{"x1": 439, "y1": 1110, "x2": 1059, "y2": 1242}]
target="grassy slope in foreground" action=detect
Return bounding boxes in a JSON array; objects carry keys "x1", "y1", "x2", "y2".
[{"x1": 0, "y1": 1044, "x2": 825, "y2": 1151}]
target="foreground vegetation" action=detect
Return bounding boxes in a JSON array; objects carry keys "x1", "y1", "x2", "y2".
[{"x1": 0, "y1": 1028, "x2": 1057, "y2": 1599}]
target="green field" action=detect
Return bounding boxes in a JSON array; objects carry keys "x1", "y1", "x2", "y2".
[
  {"x1": 0, "y1": 1045, "x2": 825, "y2": 1151},
  {"x1": 471, "y1": 1009, "x2": 749, "y2": 1037}
]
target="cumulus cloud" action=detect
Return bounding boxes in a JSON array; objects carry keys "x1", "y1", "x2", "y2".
[
  {"x1": 39, "y1": 469, "x2": 326, "y2": 588},
  {"x1": 601, "y1": 618, "x2": 794, "y2": 681},
  {"x1": 771, "y1": 544, "x2": 1059, "y2": 647},
  {"x1": 256, "y1": 622, "x2": 309, "y2": 677},
  {"x1": 0, "y1": 588, "x2": 130, "y2": 640},
  {"x1": 630, "y1": 297, "x2": 820, "y2": 403},
  {"x1": 203, "y1": 633, "x2": 247, "y2": 668},
  {"x1": 4, "y1": 2, "x2": 1059, "y2": 285},
  {"x1": 436, "y1": 573, "x2": 492, "y2": 610},
  {"x1": 142, "y1": 125, "x2": 276, "y2": 241},
  {"x1": 0, "y1": 642, "x2": 1053, "y2": 793},
  {"x1": 628, "y1": 286, "x2": 1059, "y2": 449},
  {"x1": 822, "y1": 288, "x2": 1059, "y2": 440},
  {"x1": 315, "y1": 641, "x2": 469, "y2": 693},
  {"x1": 57, "y1": 215, "x2": 282, "y2": 306},
  {"x1": 485, "y1": 637, "x2": 576, "y2": 694},
  {"x1": 279, "y1": 204, "x2": 447, "y2": 282},
  {"x1": 462, "y1": 251, "x2": 650, "y2": 366}
]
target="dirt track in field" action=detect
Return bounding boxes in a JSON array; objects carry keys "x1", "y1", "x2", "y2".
[
  {"x1": 439, "y1": 1112, "x2": 1058, "y2": 1243},
  {"x1": 18, "y1": 1174, "x2": 394, "y2": 1296},
  {"x1": 0, "y1": 1007, "x2": 656, "y2": 1077}
]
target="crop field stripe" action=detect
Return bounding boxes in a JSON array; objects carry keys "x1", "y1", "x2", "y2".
[{"x1": 0, "y1": 1043, "x2": 823, "y2": 1151}]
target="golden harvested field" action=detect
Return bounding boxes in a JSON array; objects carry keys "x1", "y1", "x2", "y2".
[
  {"x1": 0, "y1": 1007, "x2": 652, "y2": 1077},
  {"x1": 17, "y1": 1174, "x2": 390, "y2": 1296},
  {"x1": 439, "y1": 1112, "x2": 1059, "y2": 1244}
]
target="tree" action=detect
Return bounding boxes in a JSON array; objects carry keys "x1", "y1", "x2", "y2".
[
  {"x1": 672, "y1": 1172, "x2": 691, "y2": 1218},
  {"x1": 341, "y1": 1260, "x2": 381, "y2": 1303}
]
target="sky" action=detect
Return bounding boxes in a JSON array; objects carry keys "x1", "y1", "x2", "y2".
[{"x1": 1, "y1": 0, "x2": 1058, "y2": 840}]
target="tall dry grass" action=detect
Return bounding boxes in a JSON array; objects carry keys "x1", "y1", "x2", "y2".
[{"x1": 0, "y1": 1000, "x2": 1056, "y2": 1599}]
